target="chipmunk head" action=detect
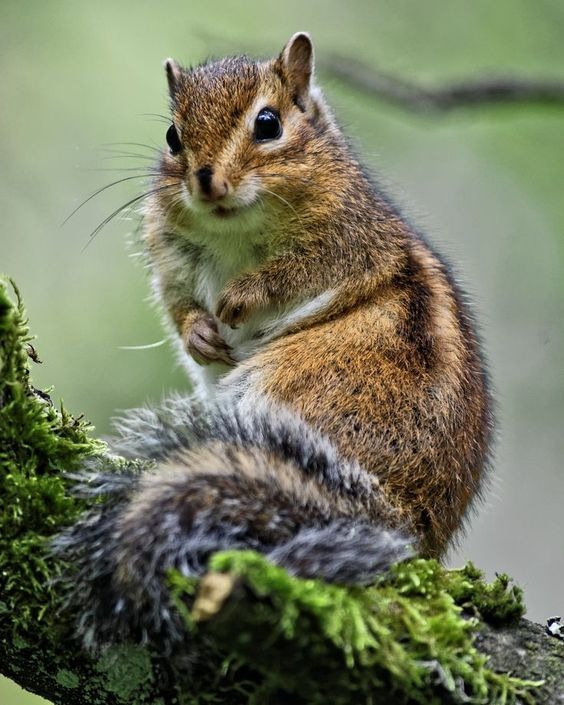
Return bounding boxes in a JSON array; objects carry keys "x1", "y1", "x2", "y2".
[{"x1": 155, "y1": 33, "x2": 340, "y2": 234}]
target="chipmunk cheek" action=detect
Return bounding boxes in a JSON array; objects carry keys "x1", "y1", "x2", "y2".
[{"x1": 233, "y1": 175, "x2": 261, "y2": 206}]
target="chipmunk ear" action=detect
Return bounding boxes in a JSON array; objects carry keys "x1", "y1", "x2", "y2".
[
  {"x1": 280, "y1": 32, "x2": 314, "y2": 105},
  {"x1": 164, "y1": 58, "x2": 182, "y2": 99}
]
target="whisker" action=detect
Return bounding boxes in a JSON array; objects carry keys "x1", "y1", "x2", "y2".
[
  {"x1": 80, "y1": 166, "x2": 158, "y2": 173},
  {"x1": 119, "y1": 339, "x2": 167, "y2": 350},
  {"x1": 99, "y1": 150, "x2": 156, "y2": 161},
  {"x1": 139, "y1": 113, "x2": 172, "y2": 126},
  {"x1": 159, "y1": 187, "x2": 186, "y2": 224},
  {"x1": 145, "y1": 118, "x2": 172, "y2": 125},
  {"x1": 84, "y1": 184, "x2": 179, "y2": 248},
  {"x1": 139, "y1": 113, "x2": 171, "y2": 122},
  {"x1": 86, "y1": 160, "x2": 183, "y2": 181},
  {"x1": 102, "y1": 141, "x2": 161, "y2": 154},
  {"x1": 63, "y1": 174, "x2": 154, "y2": 226}
]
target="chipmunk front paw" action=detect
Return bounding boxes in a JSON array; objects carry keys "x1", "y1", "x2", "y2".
[
  {"x1": 185, "y1": 313, "x2": 235, "y2": 366},
  {"x1": 216, "y1": 278, "x2": 266, "y2": 328}
]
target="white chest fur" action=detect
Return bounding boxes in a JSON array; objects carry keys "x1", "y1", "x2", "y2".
[{"x1": 154, "y1": 228, "x2": 334, "y2": 402}]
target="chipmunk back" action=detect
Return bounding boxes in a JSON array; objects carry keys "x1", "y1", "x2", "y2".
[{"x1": 56, "y1": 33, "x2": 493, "y2": 648}]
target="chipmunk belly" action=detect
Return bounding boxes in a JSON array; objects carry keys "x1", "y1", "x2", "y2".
[{"x1": 187, "y1": 288, "x2": 337, "y2": 403}]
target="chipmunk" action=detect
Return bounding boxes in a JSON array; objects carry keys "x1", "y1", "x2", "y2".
[{"x1": 56, "y1": 33, "x2": 493, "y2": 648}]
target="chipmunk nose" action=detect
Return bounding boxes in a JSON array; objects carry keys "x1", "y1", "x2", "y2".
[{"x1": 194, "y1": 165, "x2": 230, "y2": 202}]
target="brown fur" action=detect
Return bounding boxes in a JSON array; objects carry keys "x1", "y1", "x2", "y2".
[
  {"x1": 143, "y1": 34, "x2": 493, "y2": 559},
  {"x1": 246, "y1": 236, "x2": 490, "y2": 555}
]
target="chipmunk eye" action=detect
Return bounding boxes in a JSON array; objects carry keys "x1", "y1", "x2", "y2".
[
  {"x1": 166, "y1": 124, "x2": 182, "y2": 155},
  {"x1": 254, "y1": 108, "x2": 282, "y2": 142}
]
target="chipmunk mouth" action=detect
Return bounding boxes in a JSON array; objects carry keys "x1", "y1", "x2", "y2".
[{"x1": 213, "y1": 205, "x2": 241, "y2": 219}]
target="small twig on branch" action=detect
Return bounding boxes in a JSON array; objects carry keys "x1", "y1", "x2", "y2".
[{"x1": 320, "y1": 55, "x2": 564, "y2": 114}]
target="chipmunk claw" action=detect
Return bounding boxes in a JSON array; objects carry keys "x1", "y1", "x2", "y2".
[{"x1": 186, "y1": 313, "x2": 235, "y2": 366}]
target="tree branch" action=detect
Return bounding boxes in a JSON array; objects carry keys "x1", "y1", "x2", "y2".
[
  {"x1": 2, "y1": 580, "x2": 564, "y2": 705},
  {"x1": 321, "y1": 55, "x2": 564, "y2": 114}
]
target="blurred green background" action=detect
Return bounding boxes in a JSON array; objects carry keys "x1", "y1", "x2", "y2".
[{"x1": 2, "y1": 1, "x2": 563, "y2": 702}]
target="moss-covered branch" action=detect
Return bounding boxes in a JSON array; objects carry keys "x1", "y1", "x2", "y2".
[{"x1": 1, "y1": 277, "x2": 563, "y2": 705}]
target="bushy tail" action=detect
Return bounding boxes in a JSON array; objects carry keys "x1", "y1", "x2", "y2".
[{"x1": 54, "y1": 396, "x2": 412, "y2": 649}]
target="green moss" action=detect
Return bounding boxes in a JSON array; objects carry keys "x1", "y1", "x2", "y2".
[
  {"x1": 443, "y1": 562, "x2": 525, "y2": 625},
  {"x1": 0, "y1": 278, "x2": 102, "y2": 632},
  {"x1": 166, "y1": 552, "x2": 537, "y2": 705},
  {"x1": 0, "y1": 278, "x2": 166, "y2": 705}
]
